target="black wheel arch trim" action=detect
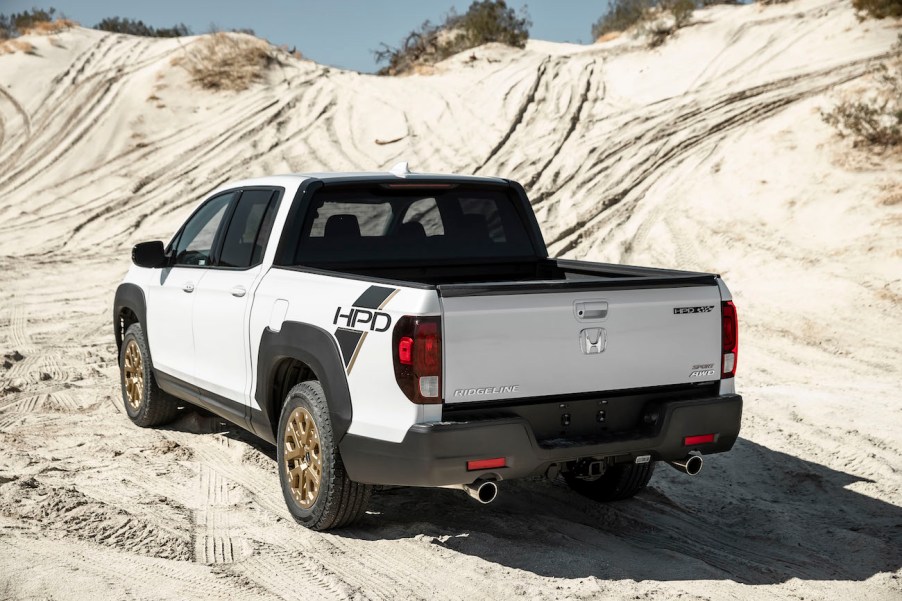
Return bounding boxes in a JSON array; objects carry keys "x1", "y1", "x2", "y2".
[
  {"x1": 114, "y1": 283, "x2": 148, "y2": 354},
  {"x1": 253, "y1": 321, "x2": 353, "y2": 446}
]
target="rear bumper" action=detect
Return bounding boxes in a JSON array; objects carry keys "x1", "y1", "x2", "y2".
[{"x1": 340, "y1": 394, "x2": 742, "y2": 486}]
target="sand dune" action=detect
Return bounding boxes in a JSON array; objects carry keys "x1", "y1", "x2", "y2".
[{"x1": 0, "y1": 0, "x2": 900, "y2": 599}]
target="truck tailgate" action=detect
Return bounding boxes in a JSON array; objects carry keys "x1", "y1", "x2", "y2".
[{"x1": 439, "y1": 284, "x2": 722, "y2": 404}]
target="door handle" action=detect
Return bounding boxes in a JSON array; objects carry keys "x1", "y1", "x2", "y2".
[
  {"x1": 575, "y1": 300, "x2": 608, "y2": 320},
  {"x1": 231, "y1": 285, "x2": 247, "y2": 298},
  {"x1": 182, "y1": 282, "x2": 195, "y2": 293}
]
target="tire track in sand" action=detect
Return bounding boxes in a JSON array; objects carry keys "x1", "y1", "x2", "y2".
[{"x1": 193, "y1": 463, "x2": 246, "y2": 565}]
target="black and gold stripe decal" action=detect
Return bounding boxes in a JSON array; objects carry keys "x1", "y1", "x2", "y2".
[
  {"x1": 352, "y1": 285, "x2": 398, "y2": 310},
  {"x1": 334, "y1": 285, "x2": 400, "y2": 374},
  {"x1": 335, "y1": 328, "x2": 365, "y2": 370}
]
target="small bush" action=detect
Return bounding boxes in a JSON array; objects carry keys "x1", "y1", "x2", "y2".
[
  {"x1": 821, "y1": 38, "x2": 902, "y2": 148},
  {"x1": 667, "y1": 0, "x2": 697, "y2": 27},
  {"x1": 852, "y1": 0, "x2": 902, "y2": 19},
  {"x1": 95, "y1": 17, "x2": 191, "y2": 38},
  {"x1": 375, "y1": 0, "x2": 530, "y2": 75},
  {"x1": 373, "y1": 20, "x2": 445, "y2": 75},
  {"x1": 450, "y1": 0, "x2": 530, "y2": 48},
  {"x1": 0, "y1": 7, "x2": 75, "y2": 39},
  {"x1": 591, "y1": 0, "x2": 697, "y2": 45},
  {"x1": 1, "y1": 7, "x2": 54, "y2": 38},
  {"x1": 592, "y1": 0, "x2": 650, "y2": 40},
  {"x1": 176, "y1": 32, "x2": 275, "y2": 91}
]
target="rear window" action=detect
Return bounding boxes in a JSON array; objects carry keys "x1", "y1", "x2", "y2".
[{"x1": 291, "y1": 185, "x2": 536, "y2": 265}]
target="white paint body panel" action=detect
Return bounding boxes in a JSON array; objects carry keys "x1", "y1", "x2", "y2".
[
  {"x1": 441, "y1": 286, "x2": 723, "y2": 404},
  {"x1": 144, "y1": 266, "x2": 205, "y2": 383},
  {"x1": 248, "y1": 268, "x2": 439, "y2": 442},
  {"x1": 192, "y1": 266, "x2": 263, "y2": 403}
]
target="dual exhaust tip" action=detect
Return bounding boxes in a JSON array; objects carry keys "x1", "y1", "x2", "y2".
[{"x1": 448, "y1": 454, "x2": 701, "y2": 504}]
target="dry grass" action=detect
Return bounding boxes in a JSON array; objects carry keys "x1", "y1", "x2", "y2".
[
  {"x1": 175, "y1": 32, "x2": 275, "y2": 91},
  {"x1": 277, "y1": 44, "x2": 303, "y2": 60},
  {"x1": 19, "y1": 19, "x2": 77, "y2": 36},
  {"x1": 595, "y1": 31, "x2": 623, "y2": 43},
  {"x1": 822, "y1": 38, "x2": 901, "y2": 148},
  {"x1": 0, "y1": 39, "x2": 36, "y2": 55},
  {"x1": 879, "y1": 183, "x2": 902, "y2": 206}
]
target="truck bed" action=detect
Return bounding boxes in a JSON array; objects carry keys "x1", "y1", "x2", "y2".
[{"x1": 293, "y1": 258, "x2": 717, "y2": 293}]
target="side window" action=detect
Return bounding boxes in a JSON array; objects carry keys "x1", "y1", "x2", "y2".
[
  {"x1": 218, "y1": 189, "x2": 279, "y2": 268},
  {"x1": 173, "y1": 192, "x2": 235, "y2": 266}
]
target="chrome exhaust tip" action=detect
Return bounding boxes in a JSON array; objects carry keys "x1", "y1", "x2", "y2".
[
  {"x1": 669, "y1": 452, "x2": 703, "y2": 476},
  {"x1": 442, "y1": 479, "x2": 499, "y2": 504},
  {"x1": 464, "y1": 479, "x2": 498, "y2": 504}
]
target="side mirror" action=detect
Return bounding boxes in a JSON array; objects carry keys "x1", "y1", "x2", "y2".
[{"x1": 132, "y1": 241, "x2": 167, "y2": 268}]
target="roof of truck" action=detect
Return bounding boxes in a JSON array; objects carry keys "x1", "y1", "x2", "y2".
[{"x1": 213, "y1": 163, "x2": 509, "y2": 193}]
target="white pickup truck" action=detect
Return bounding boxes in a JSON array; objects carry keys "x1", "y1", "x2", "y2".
[{"x1": 114, "y1": 167, "x2": 742, "y2": 530}]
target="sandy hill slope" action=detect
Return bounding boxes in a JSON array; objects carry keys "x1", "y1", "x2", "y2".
[{"x1": 0, "y1": 0, "x2": 900, "y2": 599}]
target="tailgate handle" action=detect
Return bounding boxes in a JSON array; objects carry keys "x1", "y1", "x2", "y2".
[{"x1": 575, "y1": 301, "x2": 608, "y2": 321}]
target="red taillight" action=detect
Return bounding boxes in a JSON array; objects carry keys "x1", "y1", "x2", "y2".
[
  {"x1": 721, "y1": 300, "x2": 738, "y2": 378},
  {"x1": 392, "y1": 316, "x2": 442, "y2": 404},
  {"x1": 398, "y1": 336, "x2": 413, "y2": 365},
  {"x1": 414, "y1": 321, "x2": 440, "y2": 374},
  {"x1": 684, "y1": 434, "x2": 716, "y2": 446},
  {"x1": 467, "y1": 457, "x2": 506, "y2": 471}
]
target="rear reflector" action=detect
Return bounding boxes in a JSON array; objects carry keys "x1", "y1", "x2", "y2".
[
  {"x1": 723, "y1": 353, "x2": 735, "y2": 373},
  {"x1": 418, "y1": 375, "x2": 439, "y2": 398},
  {"x1": 467, "y1": 458, "x2": 506, "y2": 471},
  {"x1": 684, "y1": 434, "x2": 716, "y2": 446}
]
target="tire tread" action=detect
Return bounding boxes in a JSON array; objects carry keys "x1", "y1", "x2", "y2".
[
  {"x1": 278, "y1": 381, "x2": 372, "y2": 531},
  {"x1": 120, "y1": 323, "x2": 180, "y2": 428}
]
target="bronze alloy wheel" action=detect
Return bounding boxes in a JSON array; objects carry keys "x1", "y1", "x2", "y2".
[
  {"x1": 284, "y1": 406, "x2": 323, "y2": 509},
  {"x1": 123, "y1": 339, "x2": 144, "y2": 411}
]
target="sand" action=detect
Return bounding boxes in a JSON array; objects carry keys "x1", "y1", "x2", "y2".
[{"x1": 0, "y1": 0, "x2": 900, "y2": 599}]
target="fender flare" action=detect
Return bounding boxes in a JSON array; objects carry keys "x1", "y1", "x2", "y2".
[
  {"x1": 113, "y1": 283, "x2": 148, "y2": 353},
  {"x1": 254, "y1": 321, "x2": 352, "y2": 445}
]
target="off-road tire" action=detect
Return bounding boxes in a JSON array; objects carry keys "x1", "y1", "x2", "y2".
[
  {"x1": 119, "y1": 323, "x2": 180, "y2": 427},
  {"x1": 564, "y1": 461, "x2": 656, "y2": 502},
  {"x1": 277, "y1": 381, "x2": 372, "y2": 530}
]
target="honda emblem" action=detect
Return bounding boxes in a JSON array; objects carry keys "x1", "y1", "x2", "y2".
[{"x1": 580, "y1": 328, "x2": 606, "y2": 355}]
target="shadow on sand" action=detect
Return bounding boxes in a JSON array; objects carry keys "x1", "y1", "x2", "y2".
[
  {"x1": 337, "y1": 438, "x2": 902, "y2": 584},
  {"x1": 161, "y1": 409, "x2": 900, "y2": 584}
]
